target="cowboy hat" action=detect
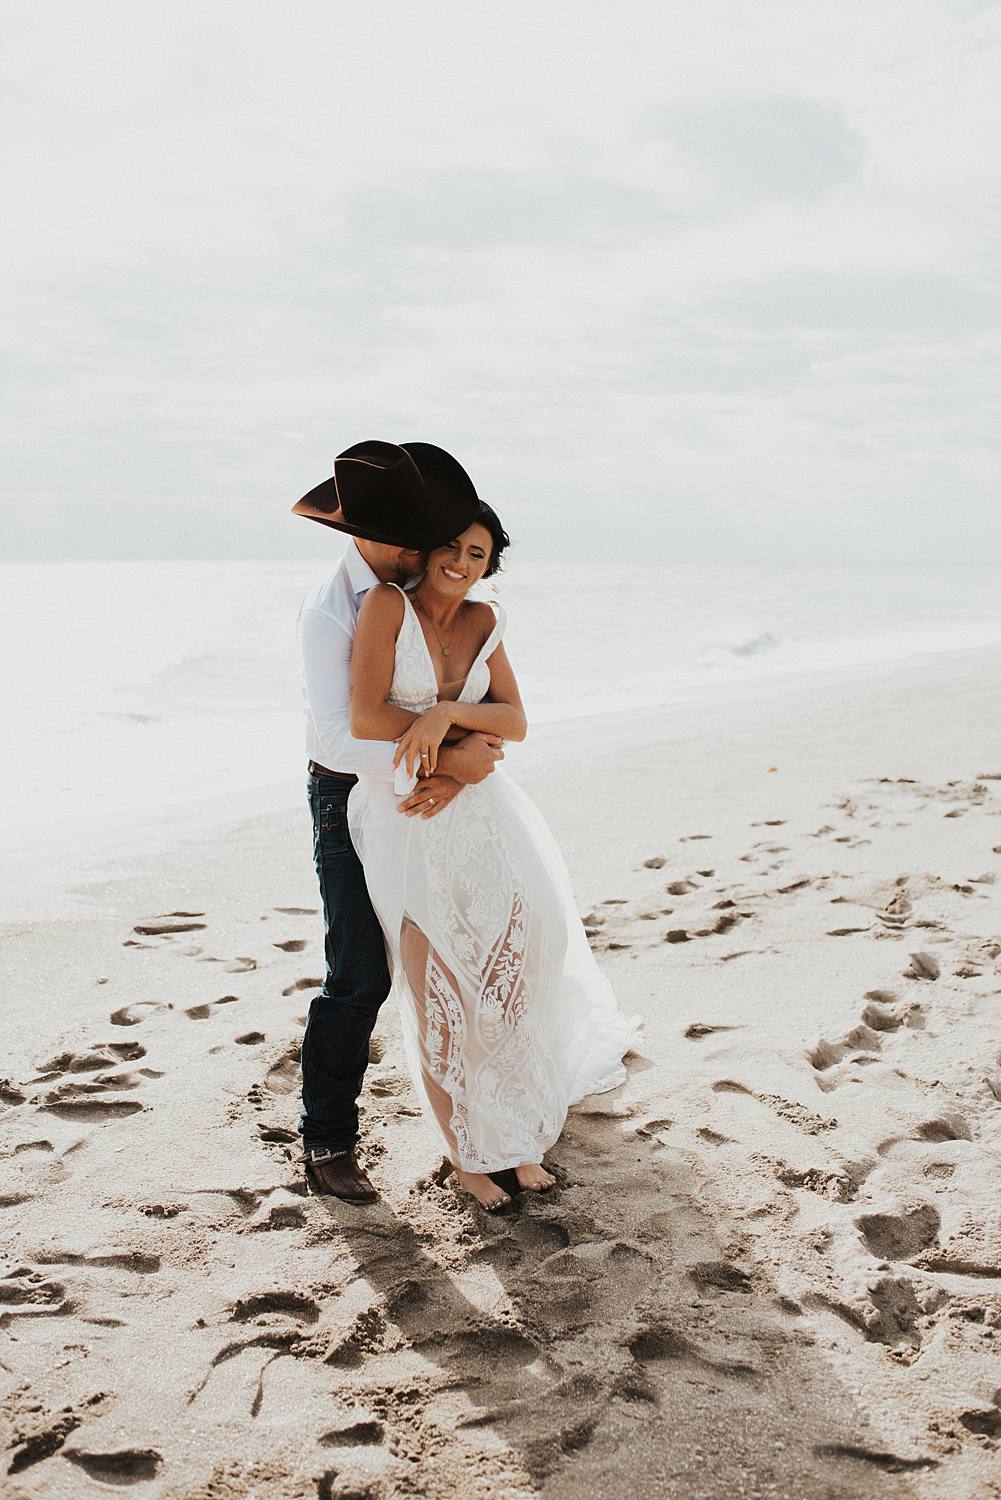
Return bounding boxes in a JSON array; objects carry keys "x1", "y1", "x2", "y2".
[{"x1": 292, "y1": 439, "x2": 480, "y2": 549}]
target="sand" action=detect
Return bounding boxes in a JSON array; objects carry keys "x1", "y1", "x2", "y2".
[{"x1": 2, "y1": 644, "x2": 1000, "y2": 1499}]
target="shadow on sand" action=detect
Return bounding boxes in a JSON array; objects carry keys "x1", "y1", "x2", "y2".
[{"x1": 278, "y1": 1060, "x2": 940, "y2": 1500}]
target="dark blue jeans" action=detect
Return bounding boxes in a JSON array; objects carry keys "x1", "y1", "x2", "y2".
[{"x1": 299, "y1": 772, "x2": 392, "y2": 1153}]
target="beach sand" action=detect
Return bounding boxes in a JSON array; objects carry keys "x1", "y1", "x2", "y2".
[{"x1": 2, "y1": 645, "x2": 1000, "y2": 1499}]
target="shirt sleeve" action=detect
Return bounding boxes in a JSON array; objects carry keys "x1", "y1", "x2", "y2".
[{"x1": 299, "y1": 604, "x2": 402, "y2": 784}]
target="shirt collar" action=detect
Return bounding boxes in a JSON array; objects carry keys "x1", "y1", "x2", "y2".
[{"x1": 343, "y1": 539, "x2": 381, "y2": 597}]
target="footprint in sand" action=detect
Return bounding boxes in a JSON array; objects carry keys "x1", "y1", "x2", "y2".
[
  {"x1": 34, "y1": 1041, "x2": 146, "y2": 1078},
  {"x1": 626, "y1": 1319, "x2": 759, "y2": 1381},
  {"x1": 110, "y1": 1002, "x2": 169, "y2": 1027},
  {"x1": 188, "y1": 1289, "x2": 325, "y2": 1412},
  {"x1": 319, "y1": 1417, "x2": 384, "y2": 1448},
  {"x1": 37, "y1": 1247, "x2": 162, "y2": 1274},
  {"x1": 264, "y1": 1046, "x2": 301, "y2": 1095},
  {"x1": 63, "y1": 1449, "x2": 163, "y2": 1484},
  {"x1": 132, "y1": 913, "x2": 207, "y2": 937},
  {"x1": 876, "y1": 887, "x2": 912, "y2": 933},
  {"x1": 805, "y1": 1276, "x2": 934, "y2": 1350},
  {"x1": 862, "y1": 990, "x2": 926, "y2": 1030},
  {"x1": 807, "y1": 1024, "x2": 883, "y2": 1087},
  {"x1": 42, "y1": 1069, "x2": 147, "y2": 1098},
  {"x1": 257, "y1": 1124, "x2": 299, "y2": 1145},
  {"x1": 274, "y1": 906, "x2": 319, "y2": 916},
  {"x1": 273, "y1": 939, "x2": 307, "y2": 953},
  {"x1": 687, "y1": 1260, "x2": 754, "y2": 1295},
  {"x1": 520, "y1": 1241, "x2": 656, "y2": 1333},
  {"x1": 281, "y1": 976, "x2": 323, "y2": 996},
  {"x1": 39, "y1": 1097, "x2": 145, "y2": 1121},
  {"x1": 712, "y1": 1079, "x2": 836, "y2": 1134},
  {"x1": 875, "y1": 1108, "x2": 974, "y2": 1155},
  {"x1": 0, "y1": 1266, "x2": 73, "y2": 1318},
  {"x1": 367, "y1": 1074, "x2": 408, "y2": 1098},
  {"x1": 184, "y1": 995, "x2": 240, "y2": 1021},
  {"x1": 854, "y1": 1205, "x2": 940, "y2": 1261},
  {"x1": 903, "y1": 951, "x2": 940, "y2": 981}
]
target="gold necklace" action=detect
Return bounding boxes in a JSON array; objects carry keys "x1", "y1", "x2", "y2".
[{"x1": 413, "y1": 593, "x2": 457, "y2": 657}]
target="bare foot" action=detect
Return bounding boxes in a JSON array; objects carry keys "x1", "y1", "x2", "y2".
[
  {"x1": 514, "y1": 1162, "x2": 556, "y2": 1192},
  {"x1": 454, "y1": 1168, "x2": 511, "y2": 1212}
]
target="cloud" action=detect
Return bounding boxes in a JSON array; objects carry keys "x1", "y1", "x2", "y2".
[
  {"x1": 0, "y1": 3, "x2": 998, "y2": 563},
  {"x1": 343, "y1": 166, "x2": 665, "y2": 251},
  {"x1": 647, "y1": 95, "x2": 864, "y2": 209},
  {"x1": 707, "y1": 268, "x2": 1001, "y2": 338}
]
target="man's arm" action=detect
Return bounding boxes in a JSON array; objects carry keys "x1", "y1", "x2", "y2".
[
  {"x1": 436, "y1": 734, "x2": 505, "y2": 783},
  {"x1": 299, "y1": 603, "x2": 405, "y2": 783}
]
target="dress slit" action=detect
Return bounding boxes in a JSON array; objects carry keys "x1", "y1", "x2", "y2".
[{"x1": 399, "y1": 914, "x2": 465, "y2": 1160}]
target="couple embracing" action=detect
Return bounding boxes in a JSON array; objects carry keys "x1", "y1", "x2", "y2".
[{"x1": 294, "y1": 440, "x2": 640, "y2": 1213}]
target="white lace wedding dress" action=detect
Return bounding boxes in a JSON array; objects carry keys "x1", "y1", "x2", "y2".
[{"x1": 347, "y1": 587, "x2": 642, "y2": 1173}]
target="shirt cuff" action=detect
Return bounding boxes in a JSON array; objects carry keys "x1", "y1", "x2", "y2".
[{"x1": 393, "y1": 762, "x2": 419, "y2": 797}]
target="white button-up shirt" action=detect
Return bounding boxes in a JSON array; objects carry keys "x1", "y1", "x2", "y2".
[{"x1": 298, "y1": 540, "x2": 413, "y2": 787}]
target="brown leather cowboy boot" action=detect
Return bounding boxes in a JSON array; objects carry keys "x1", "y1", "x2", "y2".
[{"x1": 304, "y1": 1148, "x2": 378, "y2": 1201}]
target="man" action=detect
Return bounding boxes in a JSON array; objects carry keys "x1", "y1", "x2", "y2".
[{"x1": 292, "y1": 440, "x2": 503, "y2": 1200}]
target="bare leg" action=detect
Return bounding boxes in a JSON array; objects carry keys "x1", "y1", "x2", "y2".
[
  {"x1": 399, "y1": 916, "x2": 511, "y2": 1213},
  {"x1": 480, "y1": 899, "x2": 555, "y2": 1195}
]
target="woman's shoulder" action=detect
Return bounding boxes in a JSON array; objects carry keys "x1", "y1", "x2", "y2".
[
  {"x1": 463, "y1": 597, "x2": 502, "y2": 646},
  {"x1": 357, "y1": 582, "x2": 407, "y2": 629}
]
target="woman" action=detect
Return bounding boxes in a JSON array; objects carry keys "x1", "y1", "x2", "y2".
[{"x1": 348, "y1": 503, "x2": 641, "y2": 1211}]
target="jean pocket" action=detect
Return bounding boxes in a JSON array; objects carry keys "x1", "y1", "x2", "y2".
[{"x1": 316, "y1": 798, "x2": 350, "y2": 856}]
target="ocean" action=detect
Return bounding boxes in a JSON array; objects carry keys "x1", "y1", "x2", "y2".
[{"x1": 3, "y1": 558, "x2": 1000, "y2": 842}]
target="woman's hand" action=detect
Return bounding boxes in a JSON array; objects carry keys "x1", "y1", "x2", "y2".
[{"x1": 393, "y1": 703, "x2": 456, "y2": 778}]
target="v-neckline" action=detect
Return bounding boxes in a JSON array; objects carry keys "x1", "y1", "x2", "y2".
[{"x1": 401, "y1": 590, "x2": 495, "y2": 701}]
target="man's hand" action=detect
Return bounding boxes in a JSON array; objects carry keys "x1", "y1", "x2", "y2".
[
  {"x1": 397, "y1": 773, "x2": 462, "y2": 819},
  {"x1": 437, "y1": 732, "x2": 504, "y2": 786}
]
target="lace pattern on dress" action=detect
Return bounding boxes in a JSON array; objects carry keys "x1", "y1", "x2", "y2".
[{"x1": 350, "y1": 583, "x2": 637, "y2": 1172}]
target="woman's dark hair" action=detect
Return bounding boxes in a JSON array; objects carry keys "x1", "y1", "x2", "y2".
[{"x1": 476, "y1": 500, "x2": 510, "y2": 577}]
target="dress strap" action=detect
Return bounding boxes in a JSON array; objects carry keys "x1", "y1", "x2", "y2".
[{"x1": 476, "y1": 602, "x2": 506, "y2": 665}]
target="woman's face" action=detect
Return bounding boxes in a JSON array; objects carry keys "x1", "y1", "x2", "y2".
[{"x1": 426, "y1": 522, "x2": 493, "y2": 596}]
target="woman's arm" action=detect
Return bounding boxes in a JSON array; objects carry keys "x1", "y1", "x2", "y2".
[
  {"x1": 393, "y1": 640, "x2": 527, "y2": 775},
  {"x1": 445, "y1": 642, "x2": 527, "y2": 741},
  {"x1": 349, "y1": 585, "x2": 419, "y2": 741}
]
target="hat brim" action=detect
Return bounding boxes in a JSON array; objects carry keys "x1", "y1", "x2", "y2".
[{"x1": 290, "y1": 499, "x2": 423, "y2": 548}]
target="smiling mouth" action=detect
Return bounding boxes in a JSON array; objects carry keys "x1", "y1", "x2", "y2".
[{"x1": 441, "y1": 565, "x2": 466, "y2": 581}]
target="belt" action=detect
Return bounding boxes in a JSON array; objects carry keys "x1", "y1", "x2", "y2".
[{"x1": 308, "y1": 761, "x2": 358, "y2": 784}]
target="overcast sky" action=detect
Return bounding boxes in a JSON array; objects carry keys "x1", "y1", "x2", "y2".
[{"x1": 3, "y1": 0, "x2": 1000, "y2": 563}]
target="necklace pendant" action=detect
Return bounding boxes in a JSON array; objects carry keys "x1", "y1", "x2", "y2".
[{"x1": 442, "y1": 645, "x2": 451, "y2": 656}]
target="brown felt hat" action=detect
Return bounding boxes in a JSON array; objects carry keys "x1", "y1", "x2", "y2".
[{"x1": 292, "y1": 440, "x2": 480, "y2": 549}]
